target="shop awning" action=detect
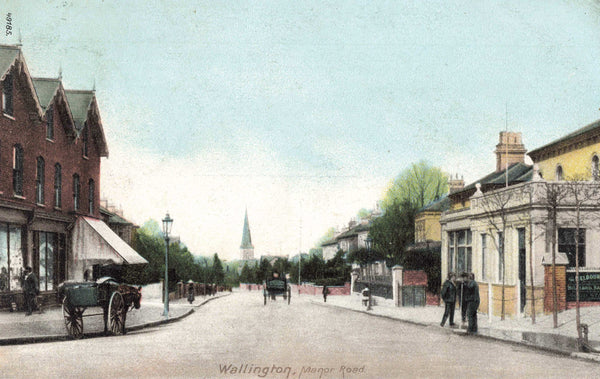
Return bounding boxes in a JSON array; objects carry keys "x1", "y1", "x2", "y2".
[{"x1": 72, "y1": 216, "x2": 148, "y2": 265}]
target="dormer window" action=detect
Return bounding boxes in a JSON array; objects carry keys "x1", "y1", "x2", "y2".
[
  {"x1": 556, "y1": 165, "x2": 563, "y2": 181},
  {"x1": 2, "y1": 73, "x2": 13, "y2": 116},
  {"x1": 82, "y1": 123, "x2": 88, "y2": 157},
  {"x1": 46, "y1": 105, "x2": 54, "y2": 140}
]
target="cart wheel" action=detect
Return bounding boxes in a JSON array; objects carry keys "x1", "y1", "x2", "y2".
[
  {"x1": 62, "y1": 298, "x2": 84, "y2": 339},
  {"x1": 108, "y1": 292, "x2": 126, "y2": 335}
]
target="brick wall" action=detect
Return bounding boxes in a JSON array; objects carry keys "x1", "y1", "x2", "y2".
[
  {"x1": 0, "y1": 65, "x2": 102, "y2": 219},
  {"x1": 544, "y1": 265, "x2": 567, "y2": 314},
  {"x1": 402, "y1": 270, "x2": 427, "y2": 286}
]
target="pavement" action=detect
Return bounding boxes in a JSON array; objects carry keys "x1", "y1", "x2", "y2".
[
  {"x1": 307, "y1": 293, "x2": 600, "y2": 363},
  {"x1": 0, "y1": 293, "x2": 230, "y2": 345}
]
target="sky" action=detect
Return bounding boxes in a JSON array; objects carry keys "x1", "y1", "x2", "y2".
[{"x1": 4, "y1": 0, "x2": 600, "y2": 261}]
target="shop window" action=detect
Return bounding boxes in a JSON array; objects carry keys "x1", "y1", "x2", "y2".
[
  {"x1": 38, "y1": 232, "x2": 55, "y2": 291},
  {"x1": 558, "y1": 228, "x2": 585, "y2": 268},
  {"x1": 0, "y1": 224, "x2": 24, "y2": 292}
]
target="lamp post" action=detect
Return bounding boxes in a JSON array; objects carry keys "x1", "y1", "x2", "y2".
[
  {"x1": 365, "y1": 235, "x2": 373, "y2": 311},
  {"x1": 162, "y1": 212, "x2": 173, "y2": 319}
]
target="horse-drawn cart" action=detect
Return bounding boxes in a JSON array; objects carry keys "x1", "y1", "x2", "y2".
[
  {"x1": 58, "y1": 277, "x2": 141, "y2": 339},
  {"x1": 263, "y1": 275, "x2": 291, "y2": 305}
]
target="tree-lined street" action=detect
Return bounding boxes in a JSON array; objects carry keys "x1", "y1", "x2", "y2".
[{"x1": 1, "y1": 293, "x2": 598, "y2": 378}]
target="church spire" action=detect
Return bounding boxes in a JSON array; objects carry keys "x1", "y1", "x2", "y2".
[{"x1": 240, "y1": 208, "x2": 254, "y2": 260}]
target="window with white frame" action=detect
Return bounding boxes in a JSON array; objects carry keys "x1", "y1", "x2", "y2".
[
  {"x1": 481, "y1": 233, "x2": 487, "y2": 281},
  {"x1": 448, "y1": 230, "x2": 472, "y2": 274}
]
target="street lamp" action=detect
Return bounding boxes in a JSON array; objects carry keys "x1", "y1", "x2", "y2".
[
  {"x1": 365, "y1": 235, "x2": 373, "y2": 311},
  {"x1": 162, "y1": 212, "x2": 173, "y2": 318}
]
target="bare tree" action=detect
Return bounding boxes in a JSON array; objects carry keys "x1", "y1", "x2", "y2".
[
  {"x1": 475, "y1": 185, "x2": 513, "y2": 320},
  {"x1": 543, "y1": 182, "x2": 570, "y2": 328},
  {"x1": 563, "y1": 176, "x2": 600, "y2": 347}
]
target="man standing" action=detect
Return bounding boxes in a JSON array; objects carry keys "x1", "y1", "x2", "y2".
[
  {"x1": 440, "y1": 272, "x2": 457, "y2": 327},
  {"x1": 465, "y1": 273, "x2": 480, "y2": 334},
  {"x1": 322, "y1": 285, "x2": 329, "y2": 303},
  {"x1": 22, "y1": 266, "x2": 39, "y2": 316}
]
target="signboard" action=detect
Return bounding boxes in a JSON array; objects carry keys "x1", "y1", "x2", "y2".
[{"x1": 566, "y1": 271, "x2": 600, "y2": 302}]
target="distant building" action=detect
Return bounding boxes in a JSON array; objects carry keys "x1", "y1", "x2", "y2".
[{"x1": 240, "y1": 209, "x2": 254, "y2": 260}]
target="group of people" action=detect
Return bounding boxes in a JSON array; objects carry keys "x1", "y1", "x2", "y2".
[{"x1": 440, "y1": 271, "x2": 480, "y2": 334}]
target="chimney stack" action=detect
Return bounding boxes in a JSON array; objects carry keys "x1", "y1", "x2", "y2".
[{"x1": 495, "y1": 131, "x2": 527, "y2": 172}]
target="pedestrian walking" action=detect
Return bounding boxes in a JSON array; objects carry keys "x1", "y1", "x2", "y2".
[
  {"x1": 187, "y1": 280, "x2": 195, "y2": 304},
  {"x1": 465, "y1": 273, "x2": 480, "y2": 334},
  {"x1": 440, "y1": 272, "x2": 457, "y2": 327},
  {"x1": 21, "y1": 266, "x2": 38, "y2": 316},
  {"x1": 322, "y1": 285, "x2": 329, "y2": 302}
]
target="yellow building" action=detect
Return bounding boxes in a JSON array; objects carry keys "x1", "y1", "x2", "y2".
[{"x1": 529, "y1": 119, "x2": 600, "y2": 181}]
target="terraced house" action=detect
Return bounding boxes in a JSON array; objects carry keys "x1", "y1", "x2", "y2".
[
  {"x1": 0, "y1": 45, "x2": 146, "y2": 310},
  {"x1": 441, "y1": 127, "x2": 600, "y2": 319}
]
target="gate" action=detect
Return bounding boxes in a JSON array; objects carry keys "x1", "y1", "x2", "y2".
[{"x1": 402, "y1": 285, "x2": 426, "y2": 307}]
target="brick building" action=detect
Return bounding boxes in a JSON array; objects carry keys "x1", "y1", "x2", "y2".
[{"x1": 0, "y1": 45, "x2": 145, "y2": 310}]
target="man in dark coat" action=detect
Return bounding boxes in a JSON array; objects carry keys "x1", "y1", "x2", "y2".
[
  {"x1": 322, "y1": 285, "x2": 329, "y2": 302},
  {"x1": 440, "y1": 272, "x2": 457, "y2": 327},
  {"x1": 22, "y1": 266, "x2": 39, "y2": 316},
  {"x1": 458, "y1": 272, "x2": 469, "y2": 325},
  {"x1": 465, "y1": 273, "x2": 480, "y2": 334}
]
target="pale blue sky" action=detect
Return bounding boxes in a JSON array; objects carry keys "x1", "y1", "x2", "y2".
[{"x1": 5, "y1": 0, "x2": 600, "y2": 259}]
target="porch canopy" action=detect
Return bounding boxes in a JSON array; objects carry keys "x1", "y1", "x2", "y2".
[{"x1": 71, "y1": 217, "x2": 147, "y2": 280}]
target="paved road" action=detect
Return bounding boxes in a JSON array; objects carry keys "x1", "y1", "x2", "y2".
[{"x1": 1, "y1": 292, "x2": 599, "y2": 378}]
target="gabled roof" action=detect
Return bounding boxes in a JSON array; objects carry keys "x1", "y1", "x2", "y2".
[
  {"x1": 528, "y1": 119, "x2": 600, "y2": 161},
  {"x1": 32, "y1": 77, "x2": 60, "y2": 111},
  {"x1": 65, "y1": 89, "x2": 108, "y2": 157},
  {"x1": 100, "y1": 206, "x2": 135, "y2": 226},
  {"x1": 450, "y1": 162, "x2": 533, "y2": 200},
  {"x1": 336, "y1": 223, "x2": 370, "y2": 240},
  {"x1": 0, "y1": 44, "x2": 44, "y2": 117},
  {"x1": 0, "y1": 45, "x2": 19, "y2": 80},
  {"x1": 32, "y1": 77, "x2": 78, "y2": 138}
]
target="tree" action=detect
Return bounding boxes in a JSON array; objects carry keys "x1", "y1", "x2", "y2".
[
  {"x1": 368, "y1": 199, "x2": 417, "y2": 266},
  {"x1": 477, "y1": 187, "x2": 511, "y2": 320},
  {"x1": 381, "y1": 160, "x2": 448, "y2": 210},
  {"x1": 212, "y1": 253, "x2": 225, "y2": 286},
  {"x1": 563, "y1": 177, "x2": 600, "y2": 346}
]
